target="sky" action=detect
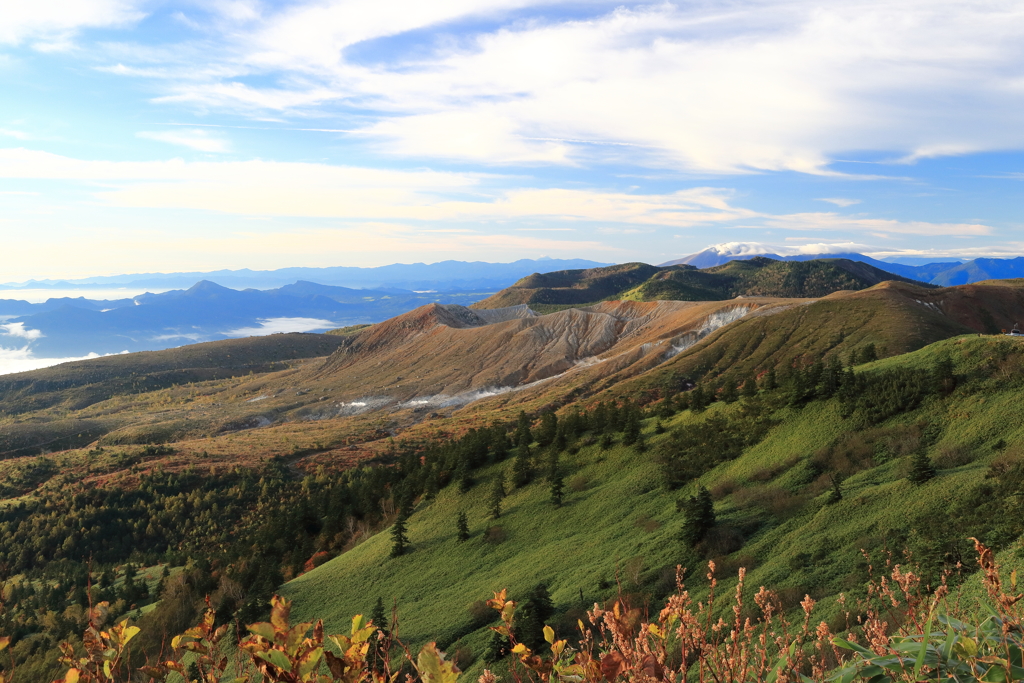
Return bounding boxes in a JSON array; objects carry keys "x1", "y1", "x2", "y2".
[{"x1": 2, "y1": 0, "x2": 1024, "y2": 281}]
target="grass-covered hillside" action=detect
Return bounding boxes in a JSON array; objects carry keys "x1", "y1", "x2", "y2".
[
  {"x1": 472, "y1": 257, "x2": 923, "y2": 309},
  {"x1": 281, "y1": 333, "x2": 1024, "y2": 678}
]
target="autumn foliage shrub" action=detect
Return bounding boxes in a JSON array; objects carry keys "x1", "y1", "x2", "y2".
[{"x1": 5, "y1": 541, "x2": 1023, "y2": 683}]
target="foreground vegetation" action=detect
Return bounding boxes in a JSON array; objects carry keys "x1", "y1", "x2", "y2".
[{"x1": 5, "y1": 539, "x2": 1023, "y2": 682}]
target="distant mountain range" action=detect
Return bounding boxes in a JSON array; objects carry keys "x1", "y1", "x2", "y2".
[
  {"x1": 0, "y1": 258, "x2": 611, "y2": 292},
  {"x1": 663, "y1": 243, "x2": 1024, "y2": 285},
  {"x1": 0, "y1": 280, "x2": 497, "y2": 359}
]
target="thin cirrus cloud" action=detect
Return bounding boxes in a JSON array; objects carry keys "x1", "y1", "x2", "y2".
[
  {"x1": 0, "y1": 0, "x2": 145, "y2": 47},
  {"x1": 136, "y1": 129, "x2": 230, "y2": 153},
  {"x1": 119, "y1": 0, "x2": 1024, "y2": 174},
  {"x1": 817, "y1": 198, "x2": 862, "y2": 207}
]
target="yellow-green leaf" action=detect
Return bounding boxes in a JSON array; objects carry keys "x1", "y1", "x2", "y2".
[
  {"x1": 64, "y1": 669, "x2": 81, "y2": 683},
  {"x1": 297, "y1": 647, "x2": 324, "y2": 678},
  {"x1": 0, "y1": 637, "x2": 9, "y2": 652},
  {"x1": 417, "y1": 642, "x2": 460, "y2": 683},
  {"x1": 256, "y1": 649, "x2": 293, "y2": 672},
  {"x1": 121, "y1": 626, "x2": 141, "y2": 646},
  {"x1": 544, "y1": 626, "x2": 555, "y2": 645},
  {"x1": 248, "y1": 622, "x2": 276, "y2": 642},
  {"x1": 512, "y1": 643, "x2": 528, "y2": 655}
]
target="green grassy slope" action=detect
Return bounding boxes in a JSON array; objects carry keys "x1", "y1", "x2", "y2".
[
  {"x1": 472, "y1": 257, "x2": 923, "y2": 309},
  {"x1": 281, "y1": 334, "x2": 1024, "y2": 677}
]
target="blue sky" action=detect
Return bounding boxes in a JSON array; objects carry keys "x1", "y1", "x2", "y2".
[{"x1": 1, "y1": 0, "x2": 1023, "y2": 280}]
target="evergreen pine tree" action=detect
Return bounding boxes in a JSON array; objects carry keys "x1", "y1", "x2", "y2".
[
  {"x1": 457, "y1": 461, "x2": 474, "y2": 493},
  {"x1": 548, "y1": 451, "x2": 564, "y2": 507},
  {"x1": 515, "y1": 411, "x2": 534, "y2": 447},
  {"x1": 536, "y1": 411, "x2": 558, "y2": 447},
  {"x1": 761, "y1": 368, "x2": 778, "y2": 392},
  {"x1": 599, "y1": 432, "x2": 614, "y2": 450},
  {"x1": 511, "y1": 443, "x2": 534, "y2": 488},
  {"x1": 658, "y1": 395, "x2": 676, "y2": 418},
  {"x1": 622, "y1": 408, "x2": 641, "y2": 445},
  {"x1": 908, "y1": 450, "x2": 937, "y2": 484},
  {"x1": 489, "y1": 478, "x2": 505, "y2": 519},
  {"x1": 456, "y1": 511, "x2": 470, "y2": 542},
  {"x1": 654, "y1": 420, "x2": 666, "y2": 434},
  {"x1": 519, "y1": 584, "x2": 555, "y2": 650},
  {"x1": 675, "y1": 391, "x2": 691, "y2": 411},
  {"x1": 591, "y1": 402, "x2": 609, "y2": 434},
  {"x1": 490, "y1": 428, "x2": 510, "y2": 462},
  {"x1": 484, "y1": 630, "x2": 510, "y2": 663},
  {"x1": 680, "y1": 486, "x2": 716, "y2": 547},
  {"x1": 741, "y1": 375, "x2": 758, "y2": 399},
  {"x1": 553, "y1": 429, "x2": 567, "y2": 453},
  {"x1": 370, "y1": 596, "x2": 389, "y2": 634},
  {"x1": 689, "y1": 385, "x2": 709, "y2": 412},
  {"x1": 818, "y1": 355, "x2": 844, "y2": 398},
  {"x1": 860, "y1": 343, "x2": 878, "y2": 364},
  {"x1": 390, "y1": 512, "x2": 410, "y2": 557},
  {"x1": 933, "y1": 355, "x2": 956, "y2": 395}
]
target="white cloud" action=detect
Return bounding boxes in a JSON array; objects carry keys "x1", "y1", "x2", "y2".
[
  {"x1": 764, "y1": 213, "x2": 993, "y2": 237},
  {"x1": 0, "y1": 347, "x2": 130, "y2": 376},
  {"x1": 101, "y1": 0, "x2": 1024, "y2": 173},
  {"x1": 0, "y1": 1, "x2": 144, "y2": 47},
  {"x1": 817, "y1": 198, "x2": 861, "y2": 207},
  {"x1": 226, "y1": 317, "x2": 339, "y2": 337},
  {"x1": 137, "y1": 129, "x2": 231, "y2": 153},
  {"x1": 0, "y1": 322, "x2": 43, "y2": 340}
]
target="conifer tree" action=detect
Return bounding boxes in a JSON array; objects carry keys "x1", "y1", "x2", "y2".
[
  {"x1": 456, "y1": 460, "x2": 474, "y2": 493},
  {"x1": 818, "y1": 355, "x2": 844, "y2": 398},
  {"x1": 654, "y1": 420, "x2": 666, "y2": 434},
  {"x1": 720, "y1": 382, "x2": 739, "y2": 403},
  {"x1": 511, "y1": 443, "x2": 534, "y2": 488},
  {"x1": 514, "y1": 410, "x2": 533, "y2": 447},
  {"x1": 547, "y1": 452, "x2": 564, "y2": 507},
  {"x1": 599, "y1": 432, "x2": 614, "y2": 450},
  {"x1": 908, "y1": 450, "x2": 937, "y2": 484},
  {"x1": 741, "y1": 375, "x2": 758, "y2": 399},
  {"x1": 680, "y1": 485, "x2": 716, "y2": 547},
  {"x1": 591, "y1": 402, "x2": 609, "y2": 434},
  {"x1": 658, "y1": 394, "x2": 676, "y2": 418},
  {"x1": 390, "y1": 511, "x2": 410, "y2": 557},
  {"x1": 484, "y1": 630, "x2": 510, "y2": 663},
  {"x1": 520, "y1": 583, "x2": 555, "y2": 650},
  {"x1": 622, "y1": 408, "x2": 642, "y2": 445},
  {"x1": 553, "y1": 426, "x2": 567, "y2": 452},
  {"x1": 675, "y1": 391, "x2": 691, "y2": 412},
  {"x1": 490, "y1": 429, "x2": 509, "y2": 462},
  {"x1": 761, "y1": 367, "x2": 778, "y2": 391},
  {"x1": 370, "y1": 596, "x2": 389, "y2": 634},
  {"x1": 456, "y1": 511, "x2": 470, "y2": 542},
  {"x1": 860, "y1": 343, "x2": 878, "y2": 364},
  {"x1": 536, "y1": 411, "x2": 558, "y2": 447},
  {"x1": 689, "y1": 385, "x2": 710, "y2": 412},
  {"x1": 489, "y1": 478, "x2": 505, "y2": 519},
  {"x1": 933, "y1": 355, "x2": 956, "y2": 395}
]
